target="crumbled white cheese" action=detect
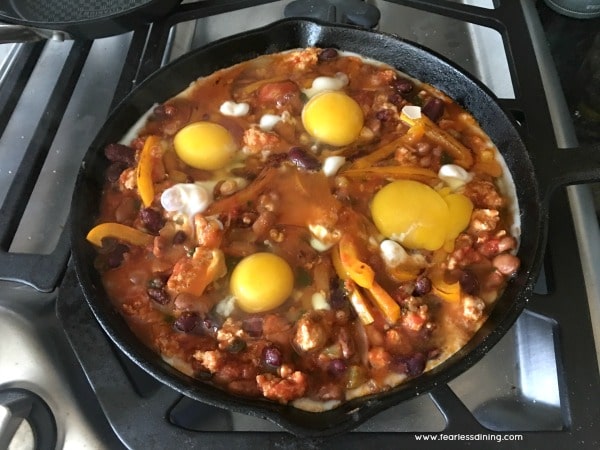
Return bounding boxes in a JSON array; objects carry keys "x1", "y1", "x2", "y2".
[
  {"x1": 259, "y1": 114, "x2": 282, "y2": 131},
  {"x1": 311, "y1": 291, "x2": 331, "y2": 310},
  {"x1": 161, "y1": 182, "x2": 216, "y2": 219},
  {"x1": 322, "y1": 156, "x2": 346, "y2": 177},
  {"x1": 216, "y1": 295, "x2": 236, "y2": 317},
  {"x1": 309, "y1": 236, "x2": 334, "y2": 252},
  {"x1": 438, "y1": 164, "x2": 473, "y2": 190},
  {"x1": 379, "y1": 239, "x2": 410, "y2": 268},
  {"x1": 219, "y1": 100, "x2": 250, "y2": 117},
  {"x1": 302, "y1": 72, "x2": 349, "y2": 98}
]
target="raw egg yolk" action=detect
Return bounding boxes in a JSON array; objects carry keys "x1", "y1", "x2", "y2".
[
  {"x1": 370, "y1": 180, "x2": 473, "y2": 251},
  {"x1": 301, "y1": 91, "x2": 364, "y2": 146},
  {"x1": 230, "y1": 253, "x2": 294, "y2": 313},
  {"x1": 174, "y1": 121, "x2": 237, "y2": 170},
  {"x1": 443, "y1": 192, "x2": 473, "y2": 241}
]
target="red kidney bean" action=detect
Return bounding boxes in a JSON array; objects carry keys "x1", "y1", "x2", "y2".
[
  {"x1": 106, "y1": 162, "x2": 127, "y2": 183},
  {"x1": 412, "y1": 277, "x2": 432, "y2": 296},
  {"x1": 493, "y1": 253, "x2": 520, "y2": 276},
  {"x1": 422, "y1": 98, "x2": 445, "y2": 122},
  {"x1": 153, "y1": 103, "x2": 177, "y2": 118},
  {"x1": 262, "y1": 345, "x2": 283, "y2": 368},
  {"x1": 391, "y1": 78, "x2": 414, "y2": 94},
  {"x1": 388, "y1": 93, "x2": 403, "y2": 106},
  {"x1": 328, "y1": 358, "x2": 347, "y2": 377},
  {"x1": 288, "y1": 147, "x2": 321, "y2": 171},
  {"x1": 375, "y1": 109, "x2": 393, "y2": 122},
  {"x1": 172, "y1": 230, "x2": 187, "y2": 245},
  {"x1": 104, "y1": 143, "x2": 135, "y2": 166},
  {"x1": 106, "y1": 244, "x2": 128, "y2": 268},
  {"x1": 318, "y1": 48, "x2": 339, "y2": 61},
  {"x1": 174, "y1": 312, "x2": 201, "y2": 333},
  {"x1": 459, "y1": 270, "x2": 480, "y2": 295},
  {"x1": 242, "y1": 316, "x2": 264, "y2": 337},
  {"x1": 147, "y1": 288, "x2": 170, "y2": 305},
  {"x1": 393, "y1": 352, "x2": 426, "y2": 377},
  {"x1": 139, "y1": 208, "x2": 165, "y2": 234}
]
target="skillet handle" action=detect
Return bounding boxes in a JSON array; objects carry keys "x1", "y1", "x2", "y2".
[
  {"x1": 0, "y1": 24, "x2": 70, "y2": 44},
  {"x1": 537, "y1": 143, "x2": 600, "y2": 207}
]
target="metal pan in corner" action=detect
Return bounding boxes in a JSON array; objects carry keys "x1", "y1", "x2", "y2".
[{"x1": 0, "y1": 0, "x2": 181, "y2": 43}]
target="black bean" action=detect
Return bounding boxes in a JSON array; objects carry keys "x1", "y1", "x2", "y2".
[
  {"x1": 139, "y1": 208, "x2": 165, "y2": 234},
  {"x1": 242, "y1": 316, "x2": 263, "y2": 337},
  {"x1": 106, "y1": 162, "x2": 127, "y2": 183},
  {"x1": 148, "y1": 276, "x2": 166, "y2": 289},
  {"x1": 391, "y1": 78, "x2": 414, "y2": 94},
  {"x1": 201, "y1": 315, "x2": 222, "y2": 335},
  {"x1": 104, "y1": 143, "x2": 135, "y2": 166},
  {"x1": 148, "y1": 288, "x2": 170, "y2": 305},
  {"x1": 459, "y1": 270, "x2": 480, "y2": 295},
  {"x1": 227, "y1": 338, "x2": 247, "y2": 354},
  {"x1": 329, "y1": 287, "x2": 349, "y2": 309},
  {"x1": 413, "y1": 277, "x2": 432, "y2": 296},
  {"x1": 318, "y1": 48, "x2": 339, "y2": 61},
  {"x1": 328, "y1": 358, "x2": 347, "y2": 377},
  {"x1": 174, "y1": 312, "x2": 201, "y2": 333},
  {"x1": 422, "y1": 98, "x2": 445, "y2": 122},
  {"x1": 288, "y1": 147, "x2": 321, "y2": 171},
  {"x1": 262, "y1": 345, "x2": 283, "y2": 368},
  {"x1": 106, "y1": 244, "x2": 128, "y2": 268},
  {"x1": 172, "y1": 230, "x2": 187, "y2": 245}
]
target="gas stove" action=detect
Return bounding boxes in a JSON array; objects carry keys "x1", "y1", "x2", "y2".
[{"x1": 1, "y1": 1, "x2": 599, "y2": 448}]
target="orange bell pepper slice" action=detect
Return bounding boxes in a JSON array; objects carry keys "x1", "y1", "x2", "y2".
[
  {"x1": 400, "y1": 112, "x2": 474, "y2": 168},
  {"x1": 86, "y1": 222, "x2": 154, "y2": 247},
  {"x1": 337, "y1": 235, "x2": 374, "y2": 289},
  {"x1": 365, "y1": 281, "x2": 400, "y2": 323},
  {"x1": 137, "y1": 135, "x2": 160, "y2": 207},
  {"x1": 341, "y1": 165, "x2": 437, "y2": 183},
  {"x1": 430, "y1": 270, "x2": 461, "y2": 302}
]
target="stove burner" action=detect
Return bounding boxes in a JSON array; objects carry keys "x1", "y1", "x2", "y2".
[
  {"x1": 0, "y1": 388, "x2": 56, "y2": 449},
  {"x1": 284, "y1": 0, "x2": 380, "y2": 28}
]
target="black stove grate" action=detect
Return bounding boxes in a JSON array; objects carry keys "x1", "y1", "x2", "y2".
[{"x1": 0, "y1": 0, "x2": 597, "y2": 447}]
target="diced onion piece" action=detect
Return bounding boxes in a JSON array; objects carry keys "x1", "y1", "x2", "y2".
[{"x1": 401, "y1": 105, "x2": 422, "y2": 120}]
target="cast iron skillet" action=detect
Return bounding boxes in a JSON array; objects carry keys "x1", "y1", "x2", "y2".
[
  {"x1": 70, "y1": 18, "x2": 600, "y2": 437},
  {"x1": 0, "y1": 0, "x2": 181, "y2": 42}
]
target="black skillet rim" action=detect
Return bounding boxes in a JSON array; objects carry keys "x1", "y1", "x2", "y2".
[{"x1": 70, "y1": 17, "x2": 542, "y2": 437}]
